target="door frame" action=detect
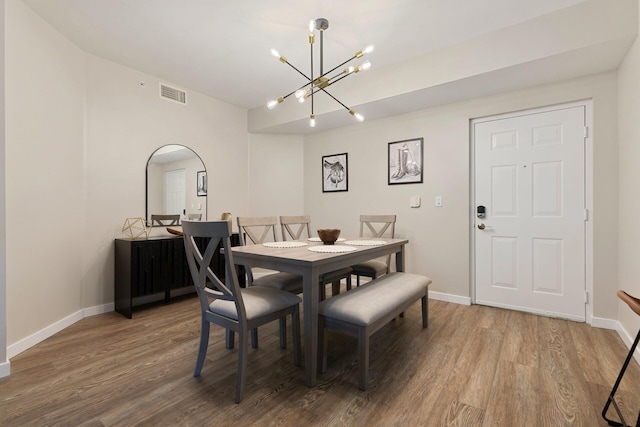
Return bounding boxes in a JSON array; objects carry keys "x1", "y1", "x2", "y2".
[{"x1": 470, "y1": 100, "x2": 594, "y2": 323}]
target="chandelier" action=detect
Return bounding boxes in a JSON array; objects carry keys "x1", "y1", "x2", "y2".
[{"x1": 267, "y1": 18, "x2": 374, "y2": 128}]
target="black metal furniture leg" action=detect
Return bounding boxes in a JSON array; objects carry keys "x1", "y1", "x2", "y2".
[{"x1": 602, "y1": 329, "x2": 640, "y2": 427}]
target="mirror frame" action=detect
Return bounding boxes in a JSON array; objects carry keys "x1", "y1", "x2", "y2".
[{"x1": 145, "y1": 144, "x2": 207, "y2": 224}]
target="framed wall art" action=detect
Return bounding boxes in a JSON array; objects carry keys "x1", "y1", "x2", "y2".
[
  {"x1": 322, "y1": 153, "x2": 348, "y2": 192},
  {"x1": 196, "y1": 170, "x2": 207, "y2": 196},
  {"x1": 388, "y1": 137, "x2": 423, "y2": 185}
]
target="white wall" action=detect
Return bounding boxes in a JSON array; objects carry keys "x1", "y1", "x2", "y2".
[
  {"x1": 617, "y1": 1, "x2": 640, "y2": 352},
  {"x1": 304, "y1": 72, "x2": 620, "y2": 319},
  {"x1": 4, "y1": 1, "x2": 251, "y2": 353},
  {"x1": 5, "y1": 0, "x2": 86, "y2": 347},
  {"x1": 247, "y1": 133, "x2": 304, "y2": 225},
  {"x1": 82, "y1": 56, "x2": 249, "y2": 308},
  {"x1": 0, "y1": 0, "x2": 8, "y2": 377}
]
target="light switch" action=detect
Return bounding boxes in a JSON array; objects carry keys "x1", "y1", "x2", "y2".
[
  {"x1": 435, "y1": 196, "x2": 443, "y2": 207},
  {"x1": 198, "y1": 203, "x2": 202, "y2": 210},
  {"x1": 410, "y1": 196, "x2": 421, "y2": 208}
]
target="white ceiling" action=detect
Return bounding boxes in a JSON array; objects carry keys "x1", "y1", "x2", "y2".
[{"x1": 22, "y1": 0, "x2": 637, "y2": 133}]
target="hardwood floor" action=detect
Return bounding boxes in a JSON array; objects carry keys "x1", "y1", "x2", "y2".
[{"x1": 1, "y1": 294, "x2": 639, "y2": 426}]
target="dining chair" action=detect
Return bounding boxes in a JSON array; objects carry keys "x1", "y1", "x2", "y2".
[
  {"x1": 236, "y1": 216, "x2": 303, "y2": 295},
  {"x1": 351, "y1": 214, "x2": 397, "y2": 286},
  {"x1": 182, "y1": 220, "x2": 301, "y2": 403},
  {"x1": 151, "y1": 214, "x2": 181, "y2": 226},
  {"x1": 280, "y1": 215, "x2": 353, "y2": 299}
]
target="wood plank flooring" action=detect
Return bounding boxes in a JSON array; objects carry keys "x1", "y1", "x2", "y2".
[{"x1": 1, "y1": 294, "x2": 639, "y2": 426}]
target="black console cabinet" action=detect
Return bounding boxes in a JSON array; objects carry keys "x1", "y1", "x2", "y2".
[
  {"x1": 114, "y1": 234, "x2": 242, "y2": 318},
  {"x1": 115, "y1": 236, "x2": 191, "y2": 318}
]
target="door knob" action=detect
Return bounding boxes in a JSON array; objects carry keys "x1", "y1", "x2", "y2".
[{"x1": 477, "y1": 223, "x2": 486, "y2": 230}]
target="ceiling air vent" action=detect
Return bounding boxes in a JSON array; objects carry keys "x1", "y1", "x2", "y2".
[{"x1": 160, "y1": 84, "x2": 187, "y2": 104}]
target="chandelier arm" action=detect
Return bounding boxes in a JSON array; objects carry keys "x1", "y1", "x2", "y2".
[
  {"x1": 324, "y1": 71, "x2": 352, "y2": 87},
  {"x1": 318, "y1": 88, "x2": 351, "y2": 112},
  {"x1": 317, "y1": 55, "x2": 358, "y2": 80},
  {"x1": 283, "y1": 61, "x2": 312, "y2": 83}
]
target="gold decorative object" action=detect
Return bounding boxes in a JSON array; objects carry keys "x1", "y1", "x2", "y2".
[{"x1": 122, "y1": 217, "x2": 149, "y2": 239}]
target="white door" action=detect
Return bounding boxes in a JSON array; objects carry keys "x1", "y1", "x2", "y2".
[
  {"x1": 165, "y1": 169, "x2": 186, "y2": 218},
  {"x1": 473, "y1": 104, "x2": 586, "y2": 321}
]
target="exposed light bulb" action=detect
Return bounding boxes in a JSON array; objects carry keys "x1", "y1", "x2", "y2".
[
  {"x1": 309, "y1": 19, "x2": 315, "y2": 32},
  {"x1": 344, "y1": 65, "x2": 355, "y2": 74},
  {"x1": 310, "y1": 115, "x2": 316, "y2": 127},
  {"x1": 267, "y1": 97, "x2": 284, "y2": 109},
  {"x1": 360, "y1": 60, "x2": 371, "y2": 71},
  {"x1": 363, "y1": 45, "x2": 375, "y2": 54},
  {"x1": 270, "y1": 48, "x2": 280, "y2": 58},
  {"x1": 348, "y1": 109, "x2": 365, "y2": 122},
  {"x1": 298, "y1": 96, "x2": 306, "y2": 104},
  {"x1": 295, "y1": 89, "x2": 305, "y2": 99}
]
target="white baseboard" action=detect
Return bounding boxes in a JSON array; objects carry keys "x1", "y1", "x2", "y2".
[
  {"x1": 84, "y1": 302, "x2": 114, "y2": 317},
  {"x1": 591, "y1": 317, "x2": 640, "y2": 364},
  {"x1": 7, "y1": 302, "x2": 114, "y2": 359},
  {"x1": 591, "y1": 316, "x2": 619, "y2": 330},
  {"x1": 614, "y1": 320, "x2": 640, "y2": 365},
  {"x1": 0, "y1": 359, "x2": 10, "y2": 379},
  {"x1": 429, "y1": 291, "x2": 471, "y2": 306}
]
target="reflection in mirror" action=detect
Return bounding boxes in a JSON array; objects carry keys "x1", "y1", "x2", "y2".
[{"x1": 146, "y1": 145, "x2": 207, "y2": 224}]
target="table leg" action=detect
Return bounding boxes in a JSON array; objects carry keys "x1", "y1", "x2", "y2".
[
  {"x1": 395, "y1": 244, "x2": 405, "y2": 272},
  {"x1": 303, "y1": 267, "x2": 320, "y2": 387}
]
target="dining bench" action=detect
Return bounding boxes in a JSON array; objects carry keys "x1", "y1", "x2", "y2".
[{"x1": 318, "y1": 272, "x2": 432, "y2": 390}]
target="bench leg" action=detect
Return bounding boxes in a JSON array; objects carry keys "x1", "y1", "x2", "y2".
[
  {"x1": 279, "y1": 318, "x2": 286, "y2": 349},
  {"x1": 422, "y1": 295, "x2": 428, "y2": 328},
  {"x1": 226, "y1": 329, "x2": 235, "y2": 349},
  {"x1": 358, "y1": 327, "x2": 370, "y2": 390},
  {"x1": 251, "y1": 328, "x2": 259, "y2": 349}
]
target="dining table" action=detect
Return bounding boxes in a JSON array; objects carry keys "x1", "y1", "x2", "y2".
[{"x1": 231, "y1": 237, "x2": 408, "y2": 387}]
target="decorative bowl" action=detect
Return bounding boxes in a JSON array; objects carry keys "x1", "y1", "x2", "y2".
[{"x1": 317, "y1": 229, "x2": 341, "y2": 245}]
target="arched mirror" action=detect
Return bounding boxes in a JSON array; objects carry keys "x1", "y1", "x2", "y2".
[{"x1": 146, "y1": 145, "x2": 207, "y2": 223}]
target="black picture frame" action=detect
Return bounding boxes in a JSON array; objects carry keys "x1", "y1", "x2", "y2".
[
  {"x1": 197, "y1": 170, "x2": 207, "y2": 196},
  {"x1": 388, "y1": 138, "x2": 423, "y2": 185},
  {"x1": 322, "y1": 153, "x2": 348, "y2": 192}
]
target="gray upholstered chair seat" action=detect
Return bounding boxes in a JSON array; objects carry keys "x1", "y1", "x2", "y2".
[
  {"x1": 319, "y1": 272, "x2": 430, "y2": 326},
  {"x1": 210, "y1": 286, "x2": 302, "y2": 320},
  {"x1": 350, "y1": 259, "x2": 387, "y2": 279},
  {"x1": 253, "y1": 272, "x2": 303, "y2": 294}
]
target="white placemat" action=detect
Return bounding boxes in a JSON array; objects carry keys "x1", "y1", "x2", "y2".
[
  {"x1": 308, "y1": 237, "x2": 346, "y2": 242},
  {"x1": 262, "y1": 241, "x2": 308, "y2": 248},
  {"x1": 342, "y1": 240, "x2": 387, "y2": 246},
  {"x1": 308, "y1": 245, "x2": 358, "y2": 253}
]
